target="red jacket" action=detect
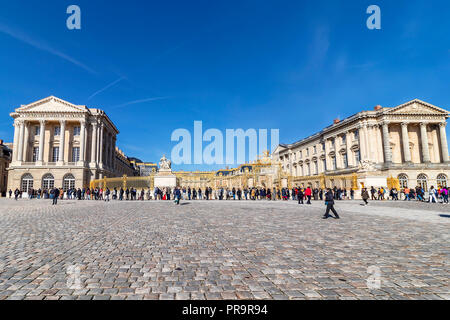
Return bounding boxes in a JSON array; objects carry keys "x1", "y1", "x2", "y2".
[{"x1": 305, "y1": 188, "x2": 312, "y2": 196}]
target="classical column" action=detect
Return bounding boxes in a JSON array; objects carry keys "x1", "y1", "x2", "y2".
[
  {"x1": 38, "y1": 120, "x2": 46, "y2": 164},
  {"x1": 420, "y1": 122, "x2": 431, "y2": 163},
  {"x1": 335, "y1": 136, "x2": 343, "y2": 169},
  {"x1": 112, "y1": 137, "x2": 116, "y2": 171},
  {"x1": 79, "y1": 120, "x2": 86, "y2": 164},
  {"x1": 357, "y1": 124, "x2": 367, "y2": 163},
  {"x1": 17, "y1": 120, "x2": 25, "y2": 162},
  {"x1": 99, "y1": 123, "x2": 104, "y2": 166},
  {"x1": 90, "y1": 121, "x2": 98, "y2": 165},
  {"x1": 381, "y1": 122, "x2": 392, "y2": 164},
  {"x1": 108, "y1": 134, "x2": 112, "y2": 168},
  {"x1": 12, "y1": 121, "x2": 20, "y2": 162},
  {"x1": 346, "y1": 131, "x2": 352, "y2": 166},
  {"x1": 288, "y1": 150, "x2": 293, "y2": 175},
  {"x1": 364, "y1": 124, "x2": 373, "y2": 162},
  {"x1": 401, "y1": 123, "x2": 411, "y2": 163},
  {"x1": 323, "y1": 139, "x2": 329, "y2": 171},
  {"x1": 439, "y1": 122, "x2": 449, "y2": 163},
  {"x1": 58, "y1": 120, "x2": 66, "y2": 164}
]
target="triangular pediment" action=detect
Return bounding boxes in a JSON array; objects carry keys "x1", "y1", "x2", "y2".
[
  {"x1": 16, "y1": 96, "x2": 90, "y2": 113},
  {"x1": 272, "y1": 145, "x2": 287, "y2": 155},
  {"x1": 385, "y1": 99, "x2": 449, "y2": 115}
]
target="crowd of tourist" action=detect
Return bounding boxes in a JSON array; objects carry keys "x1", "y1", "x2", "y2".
[{"x1": 8, "y1": 185, "x2": 449, "y2": 204}]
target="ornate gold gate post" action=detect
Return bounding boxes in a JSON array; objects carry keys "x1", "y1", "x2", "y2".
[{"x1": 122, "y1": 175, "x2": 127, "y2": 189}]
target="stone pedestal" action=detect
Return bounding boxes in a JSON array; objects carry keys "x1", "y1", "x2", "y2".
[{"x1": 154, "y1": 170, "x2": 177, "y2": 188}]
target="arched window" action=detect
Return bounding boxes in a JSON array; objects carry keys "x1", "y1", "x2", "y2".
[
  {"x1": 63, "y1": 174, "x2": 76, "y2": 191},
  {"x1": 417, "y1": 174, "x2": 428, "y2": 192},
  {"x1": 42, "y1": 173, "x2": 55, "y2": 190},
  {"x1": 21, "y1": 174, "x2": 34, "y2": 192},
  {"x1": 437, "y1": 174, "x2": 448, "y2": 188},
  {"x1": 398, "y1": 174, "x2": 409, "y2": 188}
]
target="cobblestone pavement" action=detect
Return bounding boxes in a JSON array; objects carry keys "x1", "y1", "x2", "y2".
[{"x1": 0, "y1": 198, "x2": 448, "y2": 300}]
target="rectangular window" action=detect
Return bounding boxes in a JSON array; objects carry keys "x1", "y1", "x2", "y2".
[
  {"x1": 52, "y1": 147, "x2": 59, "y2": 162},
  {"x1": 343, "y1": 154, "x2": 348, "y2": 168},
  {"x1": 355, "y1": 150, "x2": 361, "y2": 164},
  {"x1": 33, "y1": 147, "x2": 39, "y2": 162},
  {"x1": 342, "y1": 134, "x2": 346, "y2": 144},
  {"x1": 354, "y1": 130, "x2": 359, "y2": 140},
  {"x1": 323, "y1": 159, "x2": 327, "y2": 171},
  {"x1": 72, "y1": 147, "x2": 80, "y2": 162},
  {"x1": 35, "y1": 126, "x2": 40, "y2": 136},
  {"x1": 332, "y1": 157, "x2": 337, "y2": 170},
  {"x1": 313, "y1": 146, "x2": 317, "y2": 154},
  {"x1": 54, "y1": 126, "x2": 61, "y2": 136},
  {"x1": 73, "y1": 126, "x2": 81, "y2": 136}
]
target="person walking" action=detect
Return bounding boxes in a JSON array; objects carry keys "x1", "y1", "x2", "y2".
[
  {"x1": 298, "y1": 188, "x2": 304, "y2": 204},
  {"x1": 174, "y1": 187, "x2": 181, "y2": 205},
  {"x1": 361, "y1": 188, "x2": 369, "y2": 205},
  {"x1": 305, "y1": 187, "x2": 312, "y2": 204},
  {"x1": 52, "y1": 188, "x2": 60, "y2": 205},
  {"x1": 105, "y1": 188, "x2": 111, "y2": 202},
  {"x1": 428, "y1": 186, "x2": 437, "y2": 203},
  {"x1": 323, "y1": 188, "x2": 340, "y2": 219}
]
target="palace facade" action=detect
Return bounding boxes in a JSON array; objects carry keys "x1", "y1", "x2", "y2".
[
  {"x1": 0, "y1": 140, "x2": 12, "y2": 196},
  {"x1": 273, "y1": 99, "x2": 449, "y2": 191},
  {"x1": 6, "y1": 97, "x2": 450, "y2": 194},
  {"x1": 7, "y1": 96, "x2": 135, "y2": 192}
]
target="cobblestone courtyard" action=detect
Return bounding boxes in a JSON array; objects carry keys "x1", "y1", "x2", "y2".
[{"x1": 0, "y1": 199, "x2": 449, "y2": 300}]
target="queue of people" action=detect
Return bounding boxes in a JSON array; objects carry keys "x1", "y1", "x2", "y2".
[
  {"x1": 8, "y1": 185, "x2": 449, "y2": 204},
  {"x1": 361, "y1": 185, "x2": 449, "y2": 204}
]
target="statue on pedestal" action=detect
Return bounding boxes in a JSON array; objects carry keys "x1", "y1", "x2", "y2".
[{"x1": 159, "y1": 154, "x2": 171, "y2": 171}]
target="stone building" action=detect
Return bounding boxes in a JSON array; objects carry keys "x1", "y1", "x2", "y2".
[
  {"x1": 174, "y1": 151, "x2": 281, "y2": 189},
  {"x1": 0, "y1": 140, "x2": 12, "y2": 196},
  {"x1": 7, "y1": 96, "x2": 134, "y2": 193},
  {"x1": 129, "y1": 158, "x2": 157, "y2": 176},
  {"x1": 115, "y1": 148, "x2": 139, "y2": 177},
  {"x1": 273, "y1": 99, "x2": 449, "y2": 191}
]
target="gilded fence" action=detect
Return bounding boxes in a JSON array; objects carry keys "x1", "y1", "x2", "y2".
[{"x1": 90, "y1": 175, "x2": 155, "y2": 190}]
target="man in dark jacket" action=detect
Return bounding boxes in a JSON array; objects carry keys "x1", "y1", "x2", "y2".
[
  {"x1": 298, "y1": 188, "x2": 304, "y2": 204},
  {"x1": 361, "y1": 188, "x2": 370, "y2": 205},
  {"x1": 174, "y1": 187, "x2": 181, "y2": 205},
  {"x1": 52, "y1": 188, "x2": 60, "y2": 205},
  {"x1": 323, "y1": 189, "x2": 340, "y2": 219}
]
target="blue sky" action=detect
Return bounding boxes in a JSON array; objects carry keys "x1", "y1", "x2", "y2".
[{"x1": 0, "y1": 0, "x2": 449, "y2": 171}]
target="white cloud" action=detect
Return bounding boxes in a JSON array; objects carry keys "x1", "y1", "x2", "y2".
[
  {"x1": 0, "y1": 23, "x2": 96, "y2": 74},
  {"x1": 88, "y1": 77, "x2": 125, "y2": 100}
]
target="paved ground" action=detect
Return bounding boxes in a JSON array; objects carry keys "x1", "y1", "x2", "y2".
[{"x1": 0, "y1": 198, "x2": 448, "y2": 300}]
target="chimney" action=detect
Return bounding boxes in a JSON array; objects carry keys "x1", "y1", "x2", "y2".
[
  {"x1": 333, "y1": 118, "x2": 340, "y2": 125},
  {"x1": 374, "y1": 105, "x2": 382, "y2": 111}
]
